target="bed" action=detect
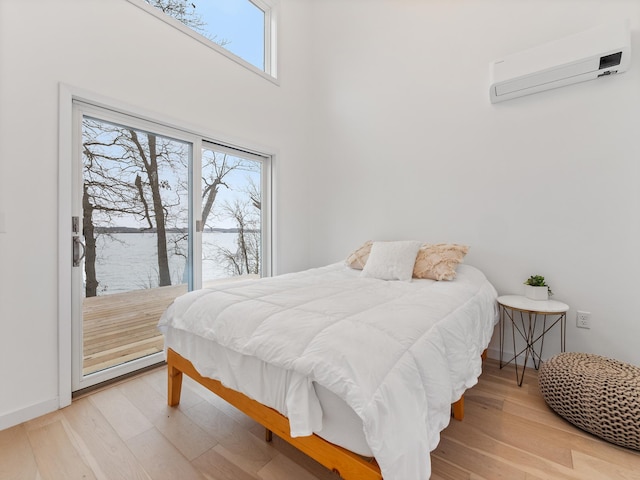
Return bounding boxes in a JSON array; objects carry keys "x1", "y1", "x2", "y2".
[{"x1": 158, "y1": 254, "x2": 498, "y2": 480}]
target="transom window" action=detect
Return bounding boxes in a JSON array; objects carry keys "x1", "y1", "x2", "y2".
[{"x1": 131, "y1": 0, "x2": 276, "y2": 79}]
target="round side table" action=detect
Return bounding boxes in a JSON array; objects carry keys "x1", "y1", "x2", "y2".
[{"x1": 497, "y1": 295, "x2": 569, "y2": 386}]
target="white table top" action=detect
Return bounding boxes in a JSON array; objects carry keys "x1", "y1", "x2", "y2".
[{"x1": 497, "y1": 295, "x2": 569, "y2": 314}]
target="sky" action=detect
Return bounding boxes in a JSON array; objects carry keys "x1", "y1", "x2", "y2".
[{"x1": 191, "y1": 0, "x2": 265, "y2": 70}]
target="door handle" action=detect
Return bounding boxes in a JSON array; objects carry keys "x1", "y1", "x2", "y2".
[{"x1": 73, "y1": 235, "x2": 86, "y2": 267}]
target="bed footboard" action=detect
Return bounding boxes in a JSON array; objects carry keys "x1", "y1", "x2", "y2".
[
  {"x1": 165, "y1": 348, "x2": 487, "y2": 477},
  {"x1": 166, "y1": 348, "x2": 383, "y2": 480}
]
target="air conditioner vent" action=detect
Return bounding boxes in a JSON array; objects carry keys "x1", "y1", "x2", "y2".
[{"x1": 489, "y1": 21, "x2": 631, "y2": 103}]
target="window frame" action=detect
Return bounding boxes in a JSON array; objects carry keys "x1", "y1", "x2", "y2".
[
  {"x1": 127, "y1": 0, "x2": 278, "y2": 82},
  {"x1": 200, "y1": 139, "x2": 272, "y2": 280}
]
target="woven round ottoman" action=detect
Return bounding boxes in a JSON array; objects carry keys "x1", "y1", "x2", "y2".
[{"x1": 539, "y1": 352, "x2": 640, "y2": 451}]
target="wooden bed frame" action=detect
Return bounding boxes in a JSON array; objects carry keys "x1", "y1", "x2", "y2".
[{"x1": 166, "y1": 348, "x2": 486, "y2": 479}]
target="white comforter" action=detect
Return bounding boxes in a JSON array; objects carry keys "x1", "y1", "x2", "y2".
[{"x1": 159, "y1": 263, "x2": 498, "y2": 480}]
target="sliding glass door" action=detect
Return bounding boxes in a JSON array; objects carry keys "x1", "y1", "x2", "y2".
[
  {"x1": 71, "y1": 105, "x2": 195, "y2": 390},
  {"x1": 71, "y1": 102, "x2": 270, "y2": 391}
]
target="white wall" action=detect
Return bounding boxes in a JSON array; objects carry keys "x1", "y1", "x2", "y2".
[
  {"x1": 307, "y1": 0, "x2": 640, "y2": 366},
  {"x1": 0, "y1": 0, "x2": 314, "y2": 428}
]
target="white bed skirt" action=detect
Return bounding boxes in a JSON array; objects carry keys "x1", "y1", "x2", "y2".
[{"x1": 164, "y1": 326, "x2": 374, "y2": 455}]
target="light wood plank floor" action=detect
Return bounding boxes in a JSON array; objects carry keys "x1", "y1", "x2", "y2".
[{"x1": 2, "y1": 359, "x2": 639, "y2": 479}]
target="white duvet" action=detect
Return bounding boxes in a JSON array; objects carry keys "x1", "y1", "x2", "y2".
[{"x1": 159, "y1": 263, "x2": 498, "y2": 480}]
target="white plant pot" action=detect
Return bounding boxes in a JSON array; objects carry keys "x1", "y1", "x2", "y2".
[{"x1": 524, "y1": 285, "x2": 548, "y2": 301}]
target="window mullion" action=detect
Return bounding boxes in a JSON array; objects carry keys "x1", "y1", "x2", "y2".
[{"x1": 191, "y1": 138, "x2": 203, "y2": 291}]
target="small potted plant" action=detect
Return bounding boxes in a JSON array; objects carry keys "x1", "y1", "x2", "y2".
[{"x1": 523, "y1": 275, "x2": 553, "y2": 300}]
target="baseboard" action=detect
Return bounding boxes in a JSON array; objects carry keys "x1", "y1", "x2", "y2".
[
  {"x1": 485, "y1": 347, "x2": 501, "y2": 362},
  {"x1": 0, "y1": 397, "x2": 59, "y2": 431}
]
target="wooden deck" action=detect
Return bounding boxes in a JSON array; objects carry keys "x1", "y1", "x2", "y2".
[
  {"x1": 83, "y1": 284, "x2": 188, "y2": 375},
  {"x1": 82, "y1": 276, "x2": 257, "y2": 375}
]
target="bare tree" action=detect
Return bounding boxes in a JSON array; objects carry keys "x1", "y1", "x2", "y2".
[
  {"x1": 83, "y1": 114, "x2": 266, "y2": 296},
  {"x1": 126, "y1": 129, "x2": 174, "y2": 287},
  {"x1": 245, "y1": 175, "x2": 261, "y2": 211},
  {"x1": 201, "y1": 152, "x2": 233, "y2": 228},
  {"x1": 82, "y1": 120, "x2": 156, "y2": 296},
  {"x1": 82, "y1": 119, "x2": 187, "y2": 293},
  {"x1": 145, "y1": 0, "x2": 230, "y2": 46},
  {"x1": 168, "y1": 150, "x2": 256, "y2": 272},
  {"x1": 145, "y1": 0, "x2": 206, "y2": 32},
  {"x1": 216, "y1": 198, "x2": 261, "y2": 276}
]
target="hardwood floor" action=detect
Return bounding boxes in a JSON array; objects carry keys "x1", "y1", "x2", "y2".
[{"x1": 2, "y1": 359, "x2": 639, "y2": 479}]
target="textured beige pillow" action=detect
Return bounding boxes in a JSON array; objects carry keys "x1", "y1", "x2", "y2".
[
  {"x1": 347, "y1": 241, "x2": 469, "y2": 280},
  {"x1": 345, "y1": 240, "x2": 373, "y2": 270},
  {"x1": 412, "y1": 244, "x2": 469, "y2": 281}
]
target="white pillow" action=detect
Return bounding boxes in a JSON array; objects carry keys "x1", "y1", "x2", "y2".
[{"x1": 361, "y1": 240, "x2": 422, "y2": 281}]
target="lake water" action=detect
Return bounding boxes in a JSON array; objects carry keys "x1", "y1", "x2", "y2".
[{"x1": 92, "y1": 232, "x2": 239, "y2": 295}]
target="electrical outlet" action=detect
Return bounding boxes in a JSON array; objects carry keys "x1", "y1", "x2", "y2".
[{"x1": 576, "y1": 311, "x2": 591, "y2": 329}]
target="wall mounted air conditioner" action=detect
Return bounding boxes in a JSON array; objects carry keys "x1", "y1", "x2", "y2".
[{"x1": 489, "y1": 20, "x2": 631, "y2": 103}]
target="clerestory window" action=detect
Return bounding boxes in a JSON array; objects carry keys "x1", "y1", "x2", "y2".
[{"x1": 130, "y1": 0, "x2": 277, "y2": 80}]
